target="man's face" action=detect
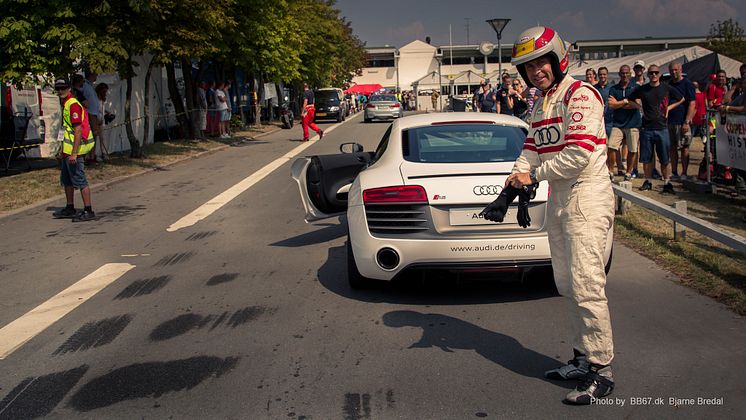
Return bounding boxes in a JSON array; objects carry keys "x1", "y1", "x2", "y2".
[
  {"x1": 669, "y1": 63, "x2": 683, "y2": 81},
  {"x1": 619, "y1": 66, "x2": 631, "y2": 84},
  {"x1": 502, "y1": 76, "x2": 511, "y2": 87},
  {"x1": 647, "y1": 66, "x2": 661, "y2": 83},
  {"x1": 598, "y1": 69, "x2": 608, "y2": 84},
  {"x1": 524, "y1": 57, "x2": 554, "y2": 90},
  {"x1": 741, "y1": 66, "x2": 746, "y2": 79},
  {"x1": 717, "y1": 73, "x2": 726, "y2": 86},
  {"x1": 55, "y1": 87, "x2": 70, "y2": 98},
  {"x1": 634, "y1": 65, "x2": 645, "y2": 76}
]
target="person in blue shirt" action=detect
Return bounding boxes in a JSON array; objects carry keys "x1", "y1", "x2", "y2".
[
  {"x1": 608, "y1": 65, "x2": 642, "y2": 181},
  {"x1": 594, "y1": 67, "x2": 614, "y2": 178}
]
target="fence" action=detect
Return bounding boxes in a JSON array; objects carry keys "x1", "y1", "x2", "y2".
[{"x1": 614, "y1": 181, "x2": 746, "y2": 255}]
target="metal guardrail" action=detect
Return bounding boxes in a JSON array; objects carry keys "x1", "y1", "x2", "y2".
[{"x1": 613, "y1": 181, "x2": 746, "y2": 255}]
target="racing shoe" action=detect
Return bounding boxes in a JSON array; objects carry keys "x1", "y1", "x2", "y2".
[
  {"x1": 564, "y1": 365, "x2": 615, "y2": 405},
  {"x1": 53, "y1": 206, "x2": 77, "y2": 219},
  {"x1": 661, "y1": 182, "x2": 676, "y2": 195},
  {"x1": 545, "y1": 351, "x2": 589, "y2": 380},
  {"x1": 639, "y1": 180, "x2": 652, "y2": 191}
]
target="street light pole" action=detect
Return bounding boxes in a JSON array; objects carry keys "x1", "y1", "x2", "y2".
[{"x1": 486, "y1": 18, "x2": 511, "y2": 80}]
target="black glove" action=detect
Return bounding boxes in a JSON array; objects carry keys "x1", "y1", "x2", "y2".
[
  {"x1": 516, "y1": 185, "x2": 535, "y2": 228},
  {"x1": 479, "y1": 185, "x2": 521, "y2": 222}
]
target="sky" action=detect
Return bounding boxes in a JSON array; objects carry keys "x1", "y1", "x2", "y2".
[{"x1": 334, "y1": 0, "x2": 746, "y2": 48}]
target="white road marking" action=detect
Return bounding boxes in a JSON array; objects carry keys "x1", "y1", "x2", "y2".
[
  {"x1": 0, "y1": 263, "x2": 135, "y2": 360},
  {"x1": 167, "y1": 114, "x2": 359, "y2": 232},
  {"x1": 121, "y1": 253, "x2": 151, "y2": 257}
]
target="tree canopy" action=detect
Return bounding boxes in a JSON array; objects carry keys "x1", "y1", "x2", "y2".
[
  {"x1": 704, "y1": 18, "x2": 746, "y2": 63},
  {"x1": 0, "y1": 0, "x2": 366, "y2": 86}
]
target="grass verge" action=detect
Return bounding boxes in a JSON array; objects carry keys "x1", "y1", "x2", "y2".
[
  {"x1": 614, "y1": 205, "x2": 746, "y2": 315},
  {"x1": 0, "y1": 124, "x2": 280, "y2": 214}
]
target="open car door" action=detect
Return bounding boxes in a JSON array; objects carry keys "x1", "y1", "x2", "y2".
[{"x1": 291, "y1": 143, "x2": 373, "y2": 222}]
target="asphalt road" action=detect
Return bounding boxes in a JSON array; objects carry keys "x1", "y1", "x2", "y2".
[{"x1": 0, "y1": 112, "x2": 744, "y2": 419}]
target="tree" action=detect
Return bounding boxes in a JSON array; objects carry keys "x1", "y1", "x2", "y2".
[{"x1": 705, "y1": 18, "x2": 746, "y2": 63}]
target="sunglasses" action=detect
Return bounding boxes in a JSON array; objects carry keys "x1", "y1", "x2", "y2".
[{"x1": 648, "y1": 71, "x2": 660, "y2": 75}]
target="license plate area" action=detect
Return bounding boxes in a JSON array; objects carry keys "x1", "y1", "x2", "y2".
[
  {"x1": 316, "y1": 112, "x2": 327, "y2": 117},
  {"x1": 449, "y1": 207, "x2": 517, "y2": 226}
]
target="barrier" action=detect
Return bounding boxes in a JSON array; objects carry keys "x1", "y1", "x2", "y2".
[{"x1": 614, "y1": 181, "x2": 746, "y2": 255}]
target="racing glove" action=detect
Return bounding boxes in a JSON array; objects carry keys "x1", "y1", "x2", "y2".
[
  {"x1": 516, "y1": 185, "x2": 535, "y2": 228},
  {"x1": 479, "y1": 185, "x2": 521, "y2": 223}
]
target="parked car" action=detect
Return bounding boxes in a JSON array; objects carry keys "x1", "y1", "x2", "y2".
[
  {"x1": 364, "y1": 94, "x2": 403, "y2": 123},
  {"x1": 291, "y1": 112, "x2": 613, "y2": 288},
  {"x1": 1, "y1": 82, "x2": 46, "y2": 157},
  {"x1": 313, "y1": 88, "x2": 347, "y2": 123}
]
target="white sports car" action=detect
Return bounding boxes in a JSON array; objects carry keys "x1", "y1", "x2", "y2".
[{"x1": 291, "y1": 112, "x2": 612, "y2": 288}]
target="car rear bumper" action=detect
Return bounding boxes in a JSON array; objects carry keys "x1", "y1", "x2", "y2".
[
  {"x1": 365, "y1": 110, "x2": 402, "y2": 120},
  {"x1": 348, "y1": 205, "x2": 552, "y2": 281}
]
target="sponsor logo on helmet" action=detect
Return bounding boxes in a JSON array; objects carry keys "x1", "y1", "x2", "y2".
[
  {"x1": 571, "y1": 112, "x2": 583, "y2": 122},
  {"x1": 568, "y1": 125, "x2": 587, "y2": 130},
  {"x1": 514, "y1": 38, "x2": 535, "y2": 58},
  {"x1": 473, "y1": 185, "x2": 503, "y2": 196},
  {"x1": 534, "y1": 126, "x2": 561, "y2": 146}
]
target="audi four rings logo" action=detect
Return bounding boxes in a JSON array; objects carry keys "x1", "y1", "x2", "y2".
[
  {"x1": 534, "y1": 126, "x2": 561, "y2": 146},
  {"x1": 473, "y1": 185, "x2": 503, "y2": 195}
]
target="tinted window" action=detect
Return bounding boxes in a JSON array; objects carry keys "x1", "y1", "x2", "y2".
[
  {"x1": 370, "y1": 95, "x2": 397, "y2": 102},
  {"x1": 315, "y1": 90, "x2": 340, "y2": 104},
  {"x1": 402, "y1": 124, "x2": 525, "y2": 163}
]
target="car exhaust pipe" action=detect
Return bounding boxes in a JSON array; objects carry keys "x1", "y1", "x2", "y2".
[{"x1": 376, "y1": 248, "x2": 400, "y2": 270}]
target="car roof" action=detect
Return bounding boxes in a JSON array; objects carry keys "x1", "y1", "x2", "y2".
[{"x1": 394, "y1": 112, "x2": 529, "y2": 131}]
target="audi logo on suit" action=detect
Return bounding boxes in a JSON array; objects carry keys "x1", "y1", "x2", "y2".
[
  {"x1": 472, "y1": 185, "x2": 503, "y2": 195},
  {"x1": 534, "y1": 126, "x2": 562, "y2": 146}
]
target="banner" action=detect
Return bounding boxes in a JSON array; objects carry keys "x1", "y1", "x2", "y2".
[{"x1": 716, "y1": 113, "x2": 746, "y2": 171}]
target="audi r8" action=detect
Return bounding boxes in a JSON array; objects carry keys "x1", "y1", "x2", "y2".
[{"x1": 291, "y1": 113, "x2": 612, "y2": 288}]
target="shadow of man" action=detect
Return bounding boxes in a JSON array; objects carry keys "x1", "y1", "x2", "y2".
[{"x1": 383, "y1": 310, "x2": 572, "y2": 388}]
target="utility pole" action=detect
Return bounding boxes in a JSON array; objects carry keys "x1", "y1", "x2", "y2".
[{"x1": 465, "y1": 18, "x2": 471, "y2": 45}]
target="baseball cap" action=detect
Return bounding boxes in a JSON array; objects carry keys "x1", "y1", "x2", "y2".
[
  {"x1": 633, "y1": 60, "x2": 645, "y2": 69},
  {"x1": 54, "y1": 78, "x2": 70, "y2": 90}
]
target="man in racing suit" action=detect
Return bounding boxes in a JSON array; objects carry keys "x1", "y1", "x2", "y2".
[{"x1": 481, "y1": 26, "x2": 615, "y2": 405}]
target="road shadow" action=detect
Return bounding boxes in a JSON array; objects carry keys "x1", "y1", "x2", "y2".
[
  {"x1": 270, "y1": 222, "x2": 346, "y2": 248},
  {"x1": 316, "y1": 243, "x2": 557, "y2": 305},
  {"x1": 382, "y1": 310, "x2": 572, "y2": 388}
]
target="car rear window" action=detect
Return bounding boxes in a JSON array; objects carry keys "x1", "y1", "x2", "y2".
[
  {"x1": 402, "y1": 124, "x2": 526, "y2": 163},
  {"x1": 370, "y1": 95, "x2": 397, "y2": 102}
]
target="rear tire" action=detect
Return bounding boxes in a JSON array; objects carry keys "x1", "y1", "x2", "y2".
[{"x1": 347, "y1": 237, "x2": 376, "y2": 289}]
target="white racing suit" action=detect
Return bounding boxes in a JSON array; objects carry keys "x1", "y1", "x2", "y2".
[{"x1": 513, "y1": 76, "x2": 615, "y2": 365}]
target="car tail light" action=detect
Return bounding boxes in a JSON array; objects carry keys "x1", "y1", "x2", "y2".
[
  {"x1": 366, "y1": 103, "x2": 375, "y2": 108},
  {"x1": 391, "y1": 102, "x2": 400, "y2": 108},
  {"x1": 363, "y1": 185, "x2": 428, "y2": 204},
  {"x1": 37, "y1": 88, "x2": 43, "y2": 116}
]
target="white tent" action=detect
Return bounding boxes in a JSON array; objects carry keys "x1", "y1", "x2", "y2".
[{"x1": 567, "y1": 46, "x2": 742, "y2": 83}]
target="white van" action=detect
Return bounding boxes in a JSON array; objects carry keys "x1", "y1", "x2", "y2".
[{"x1": 1, "y1": 82, "x2": 46, "y2": 153}]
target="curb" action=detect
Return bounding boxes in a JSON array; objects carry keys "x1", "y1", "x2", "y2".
[{"x1": 0, "y1": 127, "x2": 283, "y2": 220}]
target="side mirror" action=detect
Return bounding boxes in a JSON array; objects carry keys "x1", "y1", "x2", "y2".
[{"x1": 340, "y1": 142, "x2": 364, "y2": 153}]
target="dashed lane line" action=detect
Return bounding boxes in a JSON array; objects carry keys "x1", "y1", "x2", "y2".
[
  {"x1": 166, "y1": 113, "x2": 360, "y2": 232},
  {"x1": 0, "y1": 263, "x2": 136, "y2": 360}
]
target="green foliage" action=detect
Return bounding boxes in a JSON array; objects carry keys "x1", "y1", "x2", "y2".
[
  {"x1": 0, "y1": 0, "x2": 366, "y2": 88},
  {"x1": 705, "y1": 18, "x2": 746, "y2": 63}
]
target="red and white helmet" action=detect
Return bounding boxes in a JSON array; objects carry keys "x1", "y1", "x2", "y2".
[{"x1": 511, "y1": 26, "x2": 569, "y2": 88}]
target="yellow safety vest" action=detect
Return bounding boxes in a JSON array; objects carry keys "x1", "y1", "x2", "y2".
[{"x1": 62, "y1": 96, "x2": 95, "y2": 156}]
